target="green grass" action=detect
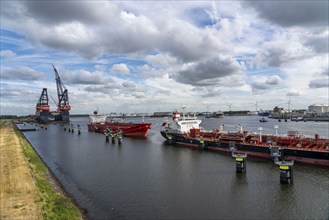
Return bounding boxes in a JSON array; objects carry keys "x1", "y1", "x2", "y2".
[{"x1": 12, "y1": 122, "x2": 82, "y2": 220}]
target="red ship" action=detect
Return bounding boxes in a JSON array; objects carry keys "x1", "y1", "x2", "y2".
[
  {"x1": 88, "y1": 111, "x2": 151, "y2": 137},
  {"x1": 161, "y1": 112, "x2": 329, "y2": 166}
]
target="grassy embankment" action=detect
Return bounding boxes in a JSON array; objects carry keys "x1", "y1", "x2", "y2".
[{"x1": 0, "y1": 120, "x2": 82, "y2": 219}]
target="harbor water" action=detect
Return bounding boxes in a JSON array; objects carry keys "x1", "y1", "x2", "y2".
[{"x1": 24, "y1": 116, "x2": 329, "y2": 219}]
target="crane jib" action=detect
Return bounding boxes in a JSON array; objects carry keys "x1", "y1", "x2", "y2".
[{"x1": 52, "y1": 65, "x2": 70, "y2": 112}]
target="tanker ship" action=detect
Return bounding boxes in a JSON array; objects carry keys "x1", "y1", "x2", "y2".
[
  {"x1": 88, "y1": 111, "x2": 152, "y2": 137},
  {"x1": 160, "y1": 111, "x2": 329, "y2": 166}
]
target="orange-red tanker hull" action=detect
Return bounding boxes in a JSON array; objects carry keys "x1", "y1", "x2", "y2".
[{"x1": 88, "y1": 122, "x2": 151, "y2": 137}]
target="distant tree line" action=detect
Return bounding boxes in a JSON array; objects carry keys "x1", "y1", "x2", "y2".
[{"x1": 0, "y1": 115, "x2": 18, "y2": 119}]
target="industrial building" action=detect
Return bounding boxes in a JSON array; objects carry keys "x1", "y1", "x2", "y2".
[{"x1": 308, "y1": 104, "x2": 329, "y2": 114}]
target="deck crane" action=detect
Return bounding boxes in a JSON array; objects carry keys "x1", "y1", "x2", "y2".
[
  {"x1": 35, "y1": 88, "x2": 50, "y2": 123},
  {"x1": 52, "y1": 65, "x2": 71, "y2": 121}
]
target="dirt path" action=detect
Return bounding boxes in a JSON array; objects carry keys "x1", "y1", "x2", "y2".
[{"x1": 0, "y1": 121, "x2": 42, "y2": 219}]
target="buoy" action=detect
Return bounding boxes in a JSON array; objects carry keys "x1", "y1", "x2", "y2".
[
  {"x1": 236, "y1": 157, "x2": 246, "y2": 173},
  {"x1": 276, "y1": 161, "x2": 294, "y2": 184},
  {"x1": 199, "y1": 138, "x2": 205, "y2": 150},
  {"x1": 77, "y1": 124, "x2": 81, "y2": 135},
  {"x1": 232, "y1": 153, "x2": 247, "y2": 173},
  {"x1": 166, "y1": 135, "x2": 174, "y2": 145},
  {"x1": 118, "y1": 135, "x2": 122, "y2": 145},
  {"x1": 111, "y1": 134, "x2": 116, "y2": 144},
  {"x1": 105, "y1": 133, "x2": 109, "y2": 142},
  {"x1": 64, "y1": 126, "x2": 66, "y2": 131}
]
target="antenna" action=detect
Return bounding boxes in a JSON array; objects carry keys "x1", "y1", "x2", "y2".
[
  {"x1": 250, "y1": 100, "x2": 263, "y2": 112},
  {"x1": 226, "y1": 104, "x2": 232, "y2": 111},
  {"x1": 285, "y1": 98, "x2": 293, "y2": 110},
  {"x1": 181, "y1": 106, "x2": 187, "y2": 118},
  {"x1": 288, "y1": 98, "x2": 291, "y2": 110}
]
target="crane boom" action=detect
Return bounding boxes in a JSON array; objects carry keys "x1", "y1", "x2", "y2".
[
  {"x1": 52, "y1": 65, "x2": 70, "y2": 113},
  {"x1": 53, "y1": 65, "x2": 65, "y2": 102}
]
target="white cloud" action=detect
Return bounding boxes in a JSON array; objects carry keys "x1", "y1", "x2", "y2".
[
  {"x1": 122, "y1": 81, "x2": 136, "y2": 89},
  {"x1": 145, "y1": 53, "x2": 177, "y2": 67},
  {"x1": 304, "y1": 32, "x2": 329, "y2": 54},
  {"x1": 110, "y1": 63, "x2": 130, "y2": 74},
  {"x1": 250, "y1": 75, "x2": 282, "y2": 91},
  {"x1": 1, "y1": 67, "x2": 44, "y2": 81},
  {"x1": 0, "y1": 50, "x2": 16, "y2": 58},
  {"x1": 286, "y1": 89, "x2": 302, "y2": 96},
  {"x1": 0, "y1": 1, "x2": 328, "y2": 114},
  {"x1": 254, "y1": 40, "x2": 312, "y2": 68},
  {"x1": 265, "y1": 75, "x2": 281, "y2": 85},
  {"x1": 62, "y1": 69, "x2": 114, "y2": 85},
  {"x1": 174, "y1": 55, "x2": 244, "y2": 86},
  {"x1": 246, "y1": 1, "x2": 328, "y2": 27},
  {"x1": 1, "y1": 1, "x2": 233, "y2": 61},
  {"x1": 309, "y1": 79, "x2": 328, "y2": 89}
]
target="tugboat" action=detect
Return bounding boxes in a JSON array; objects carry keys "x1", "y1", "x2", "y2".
[
  {"x1": 160, "y1": 112, "x2": 329, "y2": 166},
  {"x1": 88, "y1": 111, "x2": 152, "y2": 137}
]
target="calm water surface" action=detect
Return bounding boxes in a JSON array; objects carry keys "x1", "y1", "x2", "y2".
[{"x1": 24, "y1": 116, "x2": 329, "y2": 219}]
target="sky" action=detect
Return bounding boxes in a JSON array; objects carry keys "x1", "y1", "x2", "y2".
[{"x1": 0, "y1": 1, "x2": 328, "y2": 115}]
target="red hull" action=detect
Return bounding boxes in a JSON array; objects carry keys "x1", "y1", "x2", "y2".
[
  {"x1": 172, "y1": 142, "x2": 329, "y2": 167},
  {"x1": 173, "y1": 141, "x2": 329, "y2": 166},
  {"x1": 88, "y1": 122, "x2": 151, "y2": 137}
]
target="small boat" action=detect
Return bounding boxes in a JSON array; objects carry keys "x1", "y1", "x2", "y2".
[
  {"x1": 88, "y1": 111, "x2": 151, "y2": 137},
  {"x1": 160, "y1": 112, "x2": 329, "y2": 166},
  {"x1": 259, "y1": 117, "x2": 268, "y2": 122}
]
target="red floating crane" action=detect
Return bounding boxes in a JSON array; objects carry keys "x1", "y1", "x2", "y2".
[
  {"x1": 52, "y1": 65, "x2": 71, "y2": 121},
  {"x1": 35, "y1": 88, "x2": 50, "y2": 123}
]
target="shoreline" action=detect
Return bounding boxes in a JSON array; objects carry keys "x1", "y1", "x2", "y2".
[
  {"x1": 14, "y1": 121, "x2": 88, "y2": 220},
  {"x1": 1, "y1": 120, "x2": 85, "y2": 219},
  {"x1": 44, "y1": 166, "x2": 89, "y2": 219}
]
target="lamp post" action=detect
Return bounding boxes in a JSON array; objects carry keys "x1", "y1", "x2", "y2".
[
  {"x1": 274, "y1": 125, "x2": 279, "y2": 136},
  {"x1": 258, "y1": 127, "x2": 263, "y2": 143}
]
